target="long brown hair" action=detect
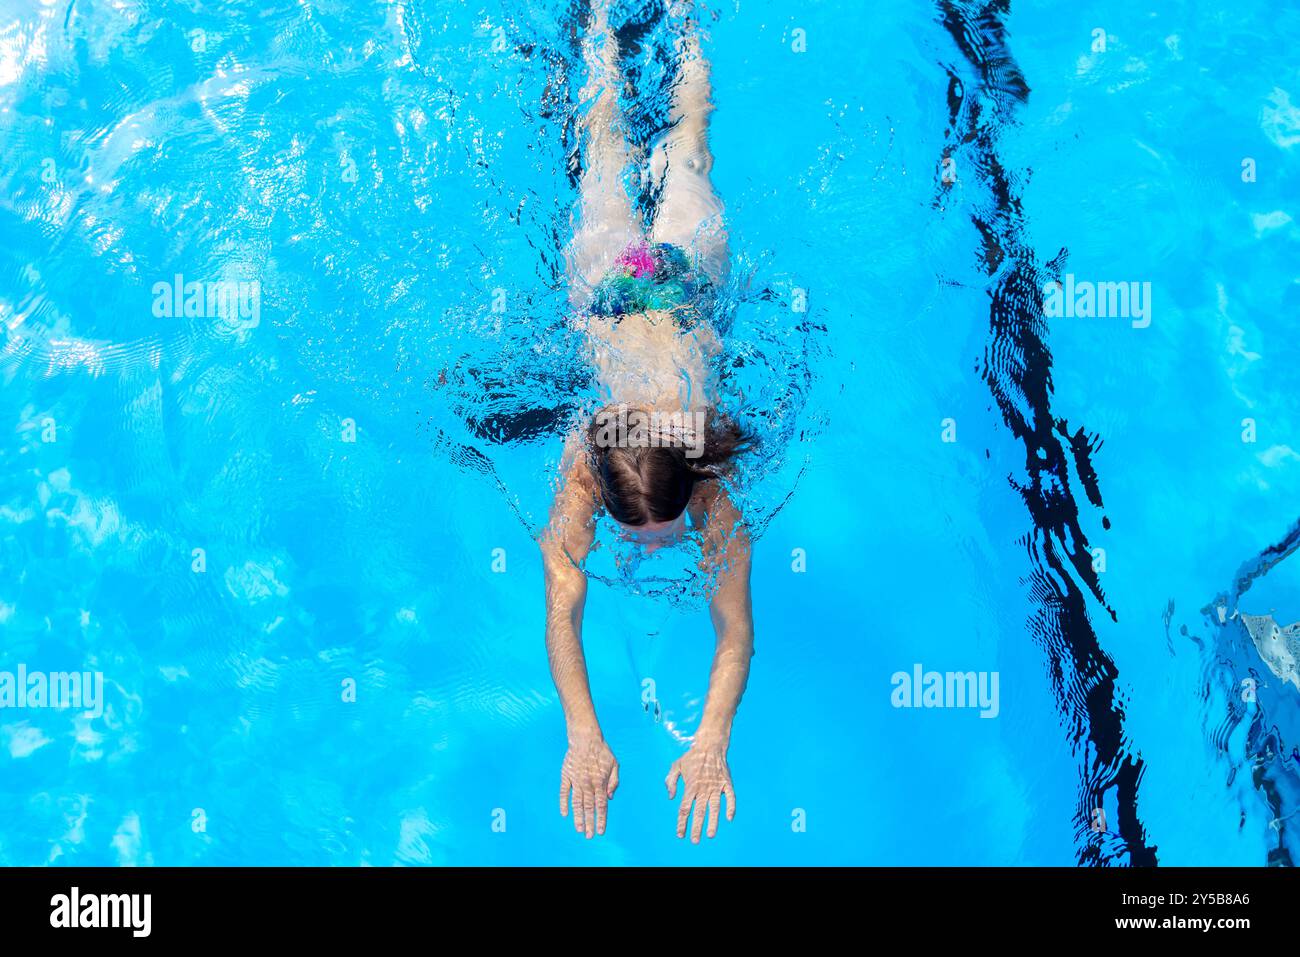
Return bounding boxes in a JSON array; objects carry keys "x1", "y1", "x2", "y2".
[{"x1": 587, "y1": 407, "x2": 750, "y2": 526}]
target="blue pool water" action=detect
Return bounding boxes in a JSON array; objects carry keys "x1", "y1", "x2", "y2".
[{"x1": 1, "y1": 0, "x2": 1298, "y2": 865}]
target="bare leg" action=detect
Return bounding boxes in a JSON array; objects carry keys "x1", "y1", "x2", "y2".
[
  {"x1": 566, "y1": 6, "x2": 642, "y2": 302},
  {"x1": 649, "y1": 19, "x2": 728, "y2": 286}
]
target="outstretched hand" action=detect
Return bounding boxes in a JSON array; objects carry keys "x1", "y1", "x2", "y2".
[
  {"x1": 560, "y1": 734, "x2": 619, "y2": 838},
  {"x1": 666, "y1": 744, "x2": 736, "y2": 842}
]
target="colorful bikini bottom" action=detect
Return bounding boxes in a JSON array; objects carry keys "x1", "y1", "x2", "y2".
[{"x1": 588, "y1": 241, "x2": 713, "y2": 326}]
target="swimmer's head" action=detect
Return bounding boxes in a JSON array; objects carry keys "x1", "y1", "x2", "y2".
[{"x1": 587, "y1": 407, "x2": 750, "y2": 537}]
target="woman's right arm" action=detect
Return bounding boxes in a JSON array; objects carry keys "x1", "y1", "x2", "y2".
[{"x1": 541, "y1": 447, "x2": 619, "y2": 837}]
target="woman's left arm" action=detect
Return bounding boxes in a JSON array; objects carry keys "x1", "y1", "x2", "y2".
[{"x1": 668, "y1": 484, "x2": 754, "y2": 842}]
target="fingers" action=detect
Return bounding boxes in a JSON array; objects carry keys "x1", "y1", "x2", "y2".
[
  {"x1": 582, "y1": 788, "x2": 596, "y2": 839},
  {"x1": 567, "y1": 757, "x2": 734, "y2": 842},
  {"x1": 676, "y1": 794, "x2": 693, "y2": 839},
  {"x1": 572, "y1": 785, "x2": 586, "y2": 834},
  {"x1": 665, "y1": 761, "x2": 682, "y2": 799},
  {"x1": 595, "y1": 788, "x2": 608, "y2": 835},
  {"x1": 563, "y1": 750, "x2": 620, "y2": 838},
  {"x1": 675, "y1": 786, "x2": 731, "y2": 842}
]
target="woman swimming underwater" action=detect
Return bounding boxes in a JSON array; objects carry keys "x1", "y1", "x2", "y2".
[{"x1": 541, "y1": 4, "x2": 754, "y2": 844}]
